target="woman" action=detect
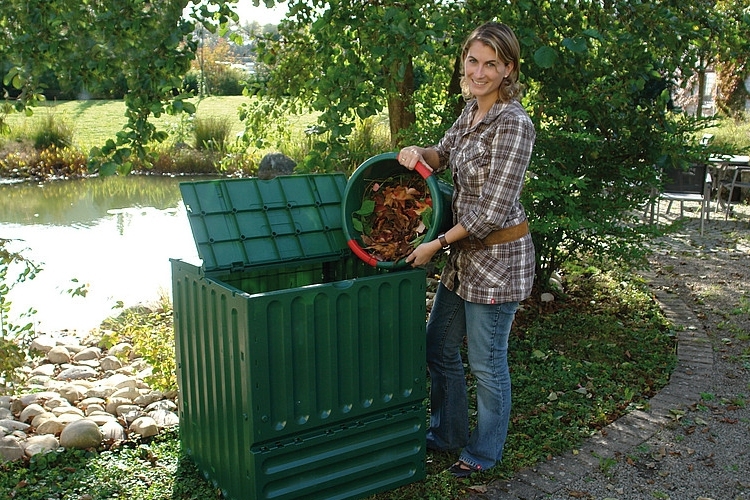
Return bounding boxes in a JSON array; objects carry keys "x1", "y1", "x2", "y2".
[{"x1": 398, "y1": 21, "x2": 535, "y2": 477}]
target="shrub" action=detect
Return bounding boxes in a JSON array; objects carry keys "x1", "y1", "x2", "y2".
[
  {"x1": 0, "y1": 239, "x2": 41, "y2": 392},
  {"x1": 194, "y1": 116, "x2": 232, "y2": 153},
  {"x1": 0, "y1": 142, "x2": 87, "y2": 180},
  {"x1": 31, "y1": 113, "x2": 74, "y2": 150},
  {"x1": 99, "y1": 294, "x2": 177, "y2": 393}
]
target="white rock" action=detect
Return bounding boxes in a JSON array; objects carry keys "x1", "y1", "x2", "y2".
[
  {"x1": 541, "y1": 292, "x2": 556, "y2": 302},
  {"x1": 85, "y1": 385, "x2": 116, "y2": 399},
  {"x1": 87, "y1": 412, "x2": 119, "y2": 426},
  {"x1": 105, "y1": 373, "x2": 137, "y2": 390},
  {"x1": 58, "y1": 384, "x2": 85, "y2": 404},
  {"x1": 0, "y1": 419, "x2": 30, "y2": 433},
  {"x1": 73, "y1": 346, "x2": 101, "y2": 362},
  {"x1": 100, "y1": 356, "x2": 123, "y2": 372},
  {"x1": 108, "y1": 343, "x2": 133, "y2": 359},
  {"x1": 115, "y1": 404, "x2": 141, "y2": 417},
  {"x1": 60, "y1": 342, "x2": 84, "y2": 354},
  {"x1": 0, "y1": 408, "x2": 12, "y2": 420},
  {"x1": 145, "y1": 399, "x2": 177, "y2": 412},
  {"x1": 100, "y1": 420, "x2": 126, "y2": 441},
  {"x1": 149, "y1": 409, "x2": 179, "y2": 428},
  {"x1": 36, "y1": 418, "x2": 65, "y2": 436},
  {"x1": 58, "y1": 413, "x2": 84, "y2": 425},
  {"x1": 47, "y1": 346, "x2": 72, "y2": 364},
  {"x1": 111, "y1": 386, "x2": 141, "y2": 401},
  {"x1": 77, "y1": 359, "x2": 100, "y2": 369},
  {"x1": 19, "y1": 404, "x2": 46, "y2": 423},
  {"x1": 134, "y1": 391, "x2": 163, "y2": 406},
  {"x1": 85, "y1": 404, "x2": 106, "y2": 416},
  {"x1": 29, "y1": 364, "x2": 56, "y2": 377},
  {"x1": 18, "y1": 391, "x2": 58, "y2": 409},
  {"x1": 44, "y1": 396, "x2": 71, "y2": 409},
  {"x1": 56, "y1": 366, "x2": 98, "y2": 381},
  {"x1": 29, "y1": 336, "x2": 57, "y2": 354},
  {"x1": 23, "y1": 434, "x2": 59, "y2": 457},
  {"x1": 548, "y1": 277, "x2": 564, "y2": 292},
  {"x1": 129, "y1": 416, "x2": 158, "y2": 438},
  {"x1": 105, "y1": 397, "x2": 132, "y2": 415},
  {"x1": 31, "y1": 412, "x2": 56, "y2": 428},
  {"x1": 51, "y1": 406, "x2": 84, "y2": 418},
  {"x1": 0, "y1": 435, "x2": 24, "y2": 462},
  {"x1": 79, "y1": 397, "x2": 106, "y2": 408},
  {"x1": 59, "y1": 419, "x2": 102, "y2": 449}
]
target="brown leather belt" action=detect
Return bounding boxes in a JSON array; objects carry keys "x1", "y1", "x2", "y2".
[{"x1": 451, "y1": 220, "x2": 529, "y2": 251}]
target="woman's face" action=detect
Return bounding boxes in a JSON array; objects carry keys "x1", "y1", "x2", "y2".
[{"x1": 464, "y1": 40, "x2": 512, "y2": 101}]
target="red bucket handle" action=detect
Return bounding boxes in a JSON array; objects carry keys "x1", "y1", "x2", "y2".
[{"x1": 414, "y1": 161, "x2": 432, "y2": 180}]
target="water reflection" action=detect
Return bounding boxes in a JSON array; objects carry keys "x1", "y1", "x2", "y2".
[{"x1": 1, "y1": 175, "x2": 211, "y2": 334}]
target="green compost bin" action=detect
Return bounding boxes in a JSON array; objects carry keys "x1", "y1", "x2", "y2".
[{"x1": 171, "y1": 173, "x2": 426, "y2": 500}]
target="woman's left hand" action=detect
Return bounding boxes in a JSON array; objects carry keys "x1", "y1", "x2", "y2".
[{"x1": 405, "y1": 241, "x2": 439, "y2": 267}]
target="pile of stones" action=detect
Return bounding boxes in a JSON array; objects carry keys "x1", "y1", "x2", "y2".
[{"x1": 0, "y1": 332, "x2": 180, "y2": 463}]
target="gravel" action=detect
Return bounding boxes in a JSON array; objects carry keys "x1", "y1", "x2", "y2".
[{"x1": 465, "y1": 200, "x2": 750, "y2": 500}]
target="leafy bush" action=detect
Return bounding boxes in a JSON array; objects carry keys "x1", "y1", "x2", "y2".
[
  {"x1": 99, "y1": 294, "x2": 177, "y2": 393},
  {"x1": 0, "y1": 239, "x2": 41, "y2": 392},
  {"x1": 0, "y1": 142, "x2": 88, "y2": 180},
  {"x1": 212, "y1": 67, "x2": 246, "y2": 96}
]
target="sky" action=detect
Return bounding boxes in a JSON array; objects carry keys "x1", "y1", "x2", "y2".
[{"x1": 233, "y1": 2, "x2": 288, "y2": 25}]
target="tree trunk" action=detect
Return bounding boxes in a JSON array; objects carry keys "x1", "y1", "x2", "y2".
[
  {"x1": 386, "y1": 58, "x2": 416, "y2": 148},
  {"x1": 448, "y1": 54, "x2": 464, "y2": 119},
  {"x1": 696, "y1": 55, "x2": 706, "y2": 118}
]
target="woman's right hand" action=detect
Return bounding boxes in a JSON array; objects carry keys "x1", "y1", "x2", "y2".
[{"x1": 398, "y1": 146, "x2": 432, "y2": 172}]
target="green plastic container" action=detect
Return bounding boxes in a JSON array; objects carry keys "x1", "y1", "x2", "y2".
[
  {"x1": 172, "y1": 174, "x2": 426, "y2": 500},
  {"x1": 342, "y1": 152, "x2": 453, "y2": 269}
]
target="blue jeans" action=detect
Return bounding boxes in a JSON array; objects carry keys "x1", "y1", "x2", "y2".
[{"x1": 425, "y1": 283, "x2": 518, "y2": 471}]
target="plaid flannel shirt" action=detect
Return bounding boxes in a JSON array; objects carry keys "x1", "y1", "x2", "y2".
[{"x1": 433, "y1": 98, "x2": 536, "y2": 304}]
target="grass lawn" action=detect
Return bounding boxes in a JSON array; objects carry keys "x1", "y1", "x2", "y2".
[{"x1": 3, "y1": 96, "x2": 318, "y2": 150}]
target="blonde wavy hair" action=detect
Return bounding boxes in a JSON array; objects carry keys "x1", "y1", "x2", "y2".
[{"x1": 459, "y1": 22, "x2": 523, "y2": 103}]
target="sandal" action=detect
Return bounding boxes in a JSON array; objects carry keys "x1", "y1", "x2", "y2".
[{"x1": 447, "y1": 460, "x2": 482, "y2": 478}]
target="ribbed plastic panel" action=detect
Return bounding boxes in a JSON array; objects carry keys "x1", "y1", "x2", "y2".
[
  {"x1": 179, "y1": 174, "x2": 348, "y2": 272},
  {"x1": 171, "y1": 257, "x2": 426, "y2": 499},
  {"x1": 249, "y1": 404, "x2": 425, "y2": 500}
]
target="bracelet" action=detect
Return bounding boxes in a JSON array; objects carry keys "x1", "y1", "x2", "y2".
[{"x1": 438, "y1": 233, "x2": 450, "y2": 249}]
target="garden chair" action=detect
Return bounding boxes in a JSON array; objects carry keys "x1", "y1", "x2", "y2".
[{"x1": 649, "y1": 163, "x2": 712, "y2": 235}]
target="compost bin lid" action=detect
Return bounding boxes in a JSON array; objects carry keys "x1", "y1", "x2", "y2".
[{"x1": 180, "y1": 174, "x2": 349, "y2": 272}]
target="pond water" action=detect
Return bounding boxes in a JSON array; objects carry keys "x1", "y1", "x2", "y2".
[{"x1": 0, "y1": 175, "x2": 210, "y2": 335}]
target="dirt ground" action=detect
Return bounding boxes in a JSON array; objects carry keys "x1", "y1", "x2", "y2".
[{"x1": 558, "y1": 197, "x2": 750, "y2": 500}]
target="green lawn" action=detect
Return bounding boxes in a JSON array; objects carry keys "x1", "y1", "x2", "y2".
[{"x1": 3, "y1": 96, "x2": 318, "y2": 150}]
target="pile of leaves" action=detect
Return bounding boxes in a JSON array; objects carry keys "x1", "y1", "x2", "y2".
[{"x1": 351, "y1": 173, "x2": 434, "y2": 262}]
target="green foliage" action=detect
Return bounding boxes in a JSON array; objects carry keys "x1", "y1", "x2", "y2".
[
  {"x1": 99, "y1": 294, "x2": 177, "y2": 393},
  {"x1": 0, "y1": 142, "x2": 89, "y2": 180},
  {"x1": 245, "y1": 0, "x2": 750, "y2": 292},
  {"x1": 193, "y1": 115, "x2": 233, "y2": 152},
  {"x1": 0, "y1": 239, "x2": 40, "y2": 391},
  {"x1": 0, "y1": 428, "x2": 221, "y2": 499},
  {"x1": 1, "y1": 0, "x2": 238, "y2": 175},
  {"x1": 704, "y1": 113, "x2": 750, "y2": 153},
  {"x1": 29, "y1": 112, "x2": 73, "y2": 150},
  {"x1": 253, "y1": 0, "x2": 456, "y2": 170}
]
